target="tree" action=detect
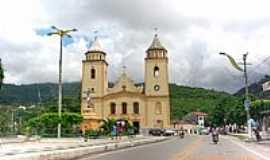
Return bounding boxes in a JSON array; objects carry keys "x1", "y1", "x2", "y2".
[
  {"x1": 42, "y1": 96, "x2": 80, "y2": 113},
  {"x1": 27, "y1": 112, "x2": 82, "y2": 137},
  {"x1": 207, "y1": 96, "x2": 246, "y2": 127},
  {"x1": 251, "y1": 100, "x2": 270, "y2": 122},
  {"x1": 0, "y1": 58, "x2": 4, "y2": 90},
  {"x1": 100, "y1": 118, "x2": 116, "y2": 135},
  {"x1": 207, "y1": 100, "x2": 226, "y2": 126},
  {"x1": 0, "y1": 111, "x2": 9, "y2": 136}
]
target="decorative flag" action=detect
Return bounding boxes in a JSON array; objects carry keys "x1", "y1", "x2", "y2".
[
  {"x1": 262, "y1": 81, "x2": 270, "y2": 91},
  {"x1": 219, "y1": 52, "x2": 244, "y2": 72}
]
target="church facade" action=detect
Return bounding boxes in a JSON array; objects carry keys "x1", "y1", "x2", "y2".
[{"x1": 80, "y1": 34, "x2": 170, "y2": 131}]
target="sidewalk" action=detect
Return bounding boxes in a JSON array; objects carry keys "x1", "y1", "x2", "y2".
[{"x1": 0, "y1": 135, "x2": 167, "y2": 160}]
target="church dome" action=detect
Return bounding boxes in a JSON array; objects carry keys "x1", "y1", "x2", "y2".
[
  {"x1": 146, "y1": 34, "x2": 167, "y2": 59},
  {"x1": 85, "y1": 36, "x2": 107, "y2": 61},
  {"x1": 147, "y1": 34, "x2": 167, "y2": 51},
  {"x1": 89, "y1": 36, "x2": 104, "y2": 53}
]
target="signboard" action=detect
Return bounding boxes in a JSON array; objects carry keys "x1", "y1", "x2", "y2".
[
  {"x1": 244, "y1": 99, "x2": 251, "y2": 110},
  {"x1": 262, "y1": 81, "x2": 270, "y2": 91}
]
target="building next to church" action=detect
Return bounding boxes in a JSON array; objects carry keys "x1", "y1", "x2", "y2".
[{"x1": 80, "y1": 33, "x2": 170, "y2": 132}]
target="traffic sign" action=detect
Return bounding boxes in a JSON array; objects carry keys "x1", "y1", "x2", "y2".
[{"x1": 244, "y1": 99, "x2": 251, "y2": 110}]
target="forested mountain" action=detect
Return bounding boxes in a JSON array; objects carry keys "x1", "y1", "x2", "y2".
[
  {"x1": 169, "y1": 84, "x2": 233, "y2": 120},
  {"x1": 0, "y1": 82, "x2": 235, "y2": 120},
  {"x1": 234, "y1": 75, "x2": 270, "y2": 99},
  {"x1": 0, "y1": 82, "x2": 80, "y2": 105}
]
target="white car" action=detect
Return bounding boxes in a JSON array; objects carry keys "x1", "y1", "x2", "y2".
[
  {"x1": 163, "y1": 129, "x2": 176, "y2": 136},
  {"x1": 200, "y1": 128, "x2": 209, "y2": 135}
]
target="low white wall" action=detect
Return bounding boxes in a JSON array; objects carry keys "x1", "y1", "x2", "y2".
[{"x1": 1, "y1": 137, "x2": 167, "y2": 160}]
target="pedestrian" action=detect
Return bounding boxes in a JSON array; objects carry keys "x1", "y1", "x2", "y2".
[
  {"x1": 112, "y1": 125, "x2": 117, "y2": 140},
  {"x1": 116, "y1": 124, "x2": 121, "y2": 140}
]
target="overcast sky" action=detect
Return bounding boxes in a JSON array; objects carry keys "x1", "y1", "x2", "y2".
[{"x1": 0, "y1": 0, "x2": 270, "y2": 93}]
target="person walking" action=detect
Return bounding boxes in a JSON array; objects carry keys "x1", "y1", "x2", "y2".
[{"x1": 112, "y1": 125, "x2": 117, "y2": 140}]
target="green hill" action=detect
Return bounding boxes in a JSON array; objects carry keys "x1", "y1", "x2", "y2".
[
  {"x1": 169, "y1": 84, "x2": 232, "y2": 120},
  {"x1": 0, "y1": 82, "x2": 80, "y2": 105},
  {"x1": 0, "y1": 82, "x2": 234, "y2": 120}
]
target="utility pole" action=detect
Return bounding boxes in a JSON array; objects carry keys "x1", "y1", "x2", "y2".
[
  {"x1": 0, "y1": 58, "x2": 4, "y2": 90},
  {"x1": 243, "y1": 53, "x2": 252, "y2": 139},
  {"x1": 48, "y1": 26, "x2": 77, "y2": 138},
  {"x1": 219, "y1": 52, "x2": 252, "y2": 139},
  {"x1": 11, "y1": 110, "x2": 14, "y2": 134}
]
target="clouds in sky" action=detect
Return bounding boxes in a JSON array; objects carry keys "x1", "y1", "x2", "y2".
[{"x1": 1, "y1": 0, "x2": 270, "y2": 93}]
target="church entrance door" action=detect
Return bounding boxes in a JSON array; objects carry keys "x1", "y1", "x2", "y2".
[{"x1": 133, "y1": 121, "x2": 140, "y2": 134}]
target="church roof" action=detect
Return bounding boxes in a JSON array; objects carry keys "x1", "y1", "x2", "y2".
[
  {"x1": 147, "y1": 34, "x2": 166, "y2": 51},
  {"x1": 88, "y1": 36, "x2": 104, "y2": 52}
]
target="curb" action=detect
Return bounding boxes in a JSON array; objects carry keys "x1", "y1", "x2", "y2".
[{"x1": 0, "y1": 137, "x2": 168, "y2": 160}]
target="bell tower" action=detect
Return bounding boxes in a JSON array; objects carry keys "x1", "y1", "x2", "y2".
[
  {"x1": 144, "y1": 33, "x2": 170, "y2": 128},
  {"x1": 81, "y1": 36, "x2": 108, "y2": 130},
  {"x1": 82, "y1": 36, "x2": 108, "y2": 97},
  {"x1": 144, "y1": 34, "x2": 169, "y2": 96}
]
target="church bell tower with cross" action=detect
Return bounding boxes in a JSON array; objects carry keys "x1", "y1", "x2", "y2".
[
  {"x1": 144, "y1": 30, "x2": 170, "y2": 128},
  {"x1": 81, "y1": 34, "x2": 108, "y2": 130}
]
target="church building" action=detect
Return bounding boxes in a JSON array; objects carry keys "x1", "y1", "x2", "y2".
[{"x1": 80, "y1": 33, "x2": 170, "y2": 132}]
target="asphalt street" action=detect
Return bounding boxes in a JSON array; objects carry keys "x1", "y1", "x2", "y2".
[{"x1": 77, "y1": 135, "x2": 267, "y2": 160}]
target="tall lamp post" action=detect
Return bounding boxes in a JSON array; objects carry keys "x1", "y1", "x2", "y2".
[
  {"x1": 219, "y1": 52, "x2": 252, "y2": 139},
  {"x1": 48, "y1": 26, "x2": 77, "y2": 138},
  {"x1": 0, "y1": 58, "x2": 4, "y2": 90}
]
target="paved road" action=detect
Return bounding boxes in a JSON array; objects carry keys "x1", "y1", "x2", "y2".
[{"x1": 77, "y1": 135, "x2": 267, "y2": 160}]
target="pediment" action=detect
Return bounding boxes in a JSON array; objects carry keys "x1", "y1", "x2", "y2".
[{"x1": 107, "y1": 73, "x2": 142, "y2": 94}]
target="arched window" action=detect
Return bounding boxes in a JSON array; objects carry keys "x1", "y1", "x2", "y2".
[
  {"x1": 154, "y1": 66, "x2": 159, "y2": 77},
  {"x1": 155, "y1": 102, "x2": 162, "y2": 114},
  {"x1": 91, "y1": 68, "x2": 95, "y2": 79},
  {"x1": 110, "y1": 102, "x2": 116, "y2": 115},
  {"x1": 122, "y1": 102, "x2": 127, "y2": 114},
  {"x1": 133, "y1": 102, "x2": 139, "y2": 114}
]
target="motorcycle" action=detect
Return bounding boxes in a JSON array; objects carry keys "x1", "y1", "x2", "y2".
[
  {"x1": 212, "y1": 132, "x2": 219, "y2": 144},
  {"x1": 253, "y1": 128, "x2": 262, "y2": 142},
  {"x1": 179, "y1": 130, "x2": 185, "y2": 139}
]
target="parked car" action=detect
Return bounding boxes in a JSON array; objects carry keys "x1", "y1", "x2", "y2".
[
  {"x1": 200, "y1": 128, "x2": 209, "y2": 135},
  {"x1": 163, "y1": 129, "x2": 176, "y2": 136},
  {"x1": 149, "y1": 128, "x2": 163, "y2": 136}
]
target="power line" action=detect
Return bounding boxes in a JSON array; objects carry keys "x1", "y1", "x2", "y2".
[{"x1": 250, "y1": 55, "x2": 270, "y2": 72}]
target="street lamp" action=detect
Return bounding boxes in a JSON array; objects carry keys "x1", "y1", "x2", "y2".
[
  {"x1": 48, "y1": 26, "x2": 77, "y2": 138},
  {"x1": 219, "y1": 52, "x2": 252, "y2": 139},
  {"x1": 0, "y1": 58, "x2": 4, "y2": 90}
]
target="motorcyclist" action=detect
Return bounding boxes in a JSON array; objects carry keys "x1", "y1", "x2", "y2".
[
  {"x1": 211, "y1": 127, "x2": 219, "y2": 144},
  {"x1": 179, "y1": 127, "x2": 185, "y2": 138},
  {"x1": 253, "y1": 123, "x2": 262, "y2": 142}
]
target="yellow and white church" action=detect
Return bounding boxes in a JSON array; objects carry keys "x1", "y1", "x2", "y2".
[{"x1": 80, "y1": 34, "x2": 170, "y2": 132}]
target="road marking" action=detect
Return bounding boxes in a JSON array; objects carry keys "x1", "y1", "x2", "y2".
[
  {"x1": 229, "y1": 139, "x2": 270, "y2": 160},
  {"x1": 79, "y1": 137, "x2": 175, "y2": 160}
]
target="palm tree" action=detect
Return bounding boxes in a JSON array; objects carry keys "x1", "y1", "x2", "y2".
[{"x1": 100, "y1": 119, "x2": 116, "y2": 135}]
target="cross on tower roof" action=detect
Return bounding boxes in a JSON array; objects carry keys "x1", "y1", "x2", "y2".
[
  {"x1": 147, "y1": 28, "x2": 166, "y2": 51},
  {"x1": 154, "y1": 27, "x2": 158, "y2": 36},
  {"x1": 88, "y1": 30, "x2": 104, "y2": 52},
  {"x1": 93, "y1": 30, "x2": 98, "y2": 40},
  {"x1": 122, "y1": 65, "x2": 127, "y2": 74}
]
